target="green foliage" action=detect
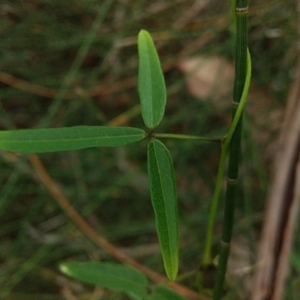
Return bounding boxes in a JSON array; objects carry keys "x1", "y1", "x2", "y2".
[
  {"x1": 1, "y1": 29, "x2": 179, "y2": 288},
  {"x1": 0, "y1": 126, "x2": 145, "y2": 153},
  {"x1": 60, "y1": 261, "x2": 186, "y2": 300},
  {"x1": 138, "y1": 29, "x2": 166, "y2": 129},
  {"x1": 1, "y1": 0, "x2": 298, "y2": 299},
  {"x1": 59, "y1": 262, "x2": 148, "y2": 299},
  {"x1": 0, "y1": 21, "x2": 252, "y2": 299},
  {"x1": 147, "y1": 139, "x2": 179, "y2": 281}
]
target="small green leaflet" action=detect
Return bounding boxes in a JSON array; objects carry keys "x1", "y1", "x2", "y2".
[
  {"x1": 59, "y1": 261, "x2": 148, "y2": 299},
  {"x1": 138, "y1": 30, "x2": 166, "y2": 129},
  {"x1": 0, "y1": 126, "x2": 145, "y2": 153},
  {"x1": 147, "y1": 139, "x2": 179, "y2": 281}
]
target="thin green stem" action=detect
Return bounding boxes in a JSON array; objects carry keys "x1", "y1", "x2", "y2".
[
  {"x1": 224, "y1": 49, "x2": 251, "y2": 149},
  {"x1": 160, "y1": 48, "x2": 249, "y2": 270},
  {"x1": 160, "y1": 50, "x2": 251, "y2": 267},
  {"x1": 201, "y1": 50, "x2": 251, "y2": 266},
  {"x1": 153, "y1": 133, "x2": 221, "y2": 142},
  {"x1": 213, "y1": 0, "x2": 249, "y2": 299},
  {"x1": 202, "y1": 143, "x2": 227, "y2": 265}
]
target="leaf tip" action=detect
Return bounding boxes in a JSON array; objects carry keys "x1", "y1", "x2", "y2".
[
  {"x1": 138, "y1": 29, "x2": 149, "y2": 37},
  {"x1": 165, "y1": 262, "x2": 178, "y2": 281},
  {"x1": 59, "y1": 262, "x2": 69, "y2": 275}
]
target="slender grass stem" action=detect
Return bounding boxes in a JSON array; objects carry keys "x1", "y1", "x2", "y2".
[
  {"x1": 202, "y1": 50, "x2": 251, "y2": 266},
  {"x1": 224, "y1": 50, "x2": 251, "y2": 148},
  {"x1": 202, "y1": 145, "x2": 228, "y2": 265},
  {"x1": 212, "y1": 1, "x2": 249, "y2": 299}
]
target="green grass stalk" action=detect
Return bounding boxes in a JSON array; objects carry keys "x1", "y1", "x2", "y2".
[
  {"x1": 212, "y1": 0, "x2": 249, "y2": 299},
  {"x1": 201, "y1": 48, "x2": 251, "y2": 267}
]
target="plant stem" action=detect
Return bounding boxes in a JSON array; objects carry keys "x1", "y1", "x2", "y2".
[
  {"x1": 202, "y1": 144, "x2": 227, "y2": 265},
  {"x1": 162, "y1": 44, "x2": 251, "y2": 268},
  {"x1": 202, "y1": 49, "x2": 251, "y2": 266},
  {"x1": 212, "y1": 0, "x2": 249, "y2": 299},
  {"x1": 153, "y1": 133, "x2": 221, "y2": 142}
]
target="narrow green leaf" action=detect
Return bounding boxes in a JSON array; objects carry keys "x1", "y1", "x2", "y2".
[
  {"x1": 147, "y1": 139, "x2": 178, "y2": 280},
  {"x1": 138, "y1": 29, "x2": 166, "y2": 129},
  {"x1": 0, "y1": 126, "x2": 145, "y2": 153},
  {"x1": 148, "y1": 285, "x2": 186, "y2": 300},
  {"x1": 59, "y1": 261, "x2": 148, "y2": 299}
]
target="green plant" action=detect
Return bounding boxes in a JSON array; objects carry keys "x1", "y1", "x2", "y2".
[{"x1": 0, "y1": 1, "x2": 251, "y2": 299}]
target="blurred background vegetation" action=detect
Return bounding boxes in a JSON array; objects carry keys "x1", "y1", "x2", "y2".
[{"x1": 0, "y1": 0, "x2": 299, "y2": 299}]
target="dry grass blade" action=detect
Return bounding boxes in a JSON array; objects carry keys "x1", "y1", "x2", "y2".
[
  {"x1": 251, "y1": 2, "x2": 300, "y2": 296},
  {"x1": 252, "y1": 62, "x2": 300, "y2": 300}
]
